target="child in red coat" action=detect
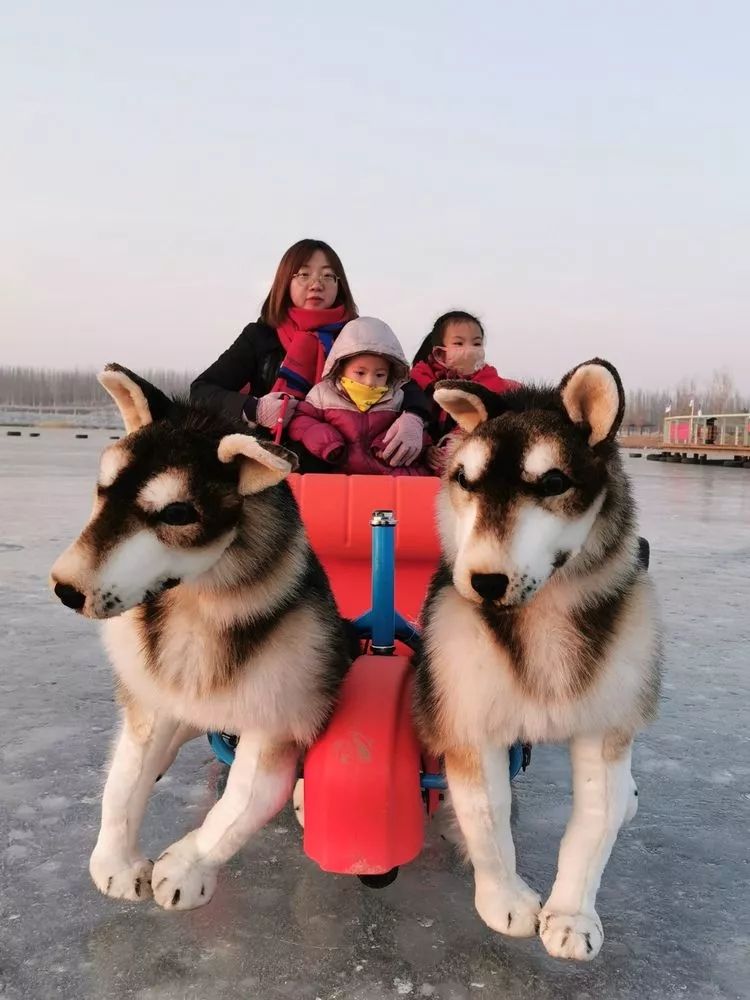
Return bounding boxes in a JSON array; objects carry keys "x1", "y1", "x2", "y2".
[
  {"x1": 288, "y1": 317, "x2": 431, "y2": 476},
  {"x1": 411, "y1": 310, "x2": 520, "y2": 471}
]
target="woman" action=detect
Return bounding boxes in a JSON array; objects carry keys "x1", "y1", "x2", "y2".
[{"x1": 191, "y1": 239, "x2": 429, "y2": 467}]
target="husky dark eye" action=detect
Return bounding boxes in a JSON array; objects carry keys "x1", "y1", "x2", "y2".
[
  {"x1": 538, "y1": 470, "x2": 572, "y2": 496},
  {"x1": 158, "y1": 502, "x2": 199, "y2": 525},
  {"x1": 454, "y1": 467, "x2": 471, "y2": 491}
]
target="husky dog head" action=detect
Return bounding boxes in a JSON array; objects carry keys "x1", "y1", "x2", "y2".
[
  {"x1": 50, "y1": 364, "x2": 298, "y2": 619},
  {"x1": 434, "y1": 359, "x2": 633, "y2": 608}
]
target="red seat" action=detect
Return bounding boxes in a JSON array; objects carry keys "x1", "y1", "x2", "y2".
[{"x1": 288, "y1": 474, "x2": 441, "y2": 622}]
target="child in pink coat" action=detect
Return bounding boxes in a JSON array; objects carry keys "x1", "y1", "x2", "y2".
[{"x1": 287, "y1": 317, "x2": 431, "y2": 476}]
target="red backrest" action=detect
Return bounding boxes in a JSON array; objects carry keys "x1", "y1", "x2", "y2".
[{"x1": 288, "y1": 474, "x2": 441, "y2": 622}]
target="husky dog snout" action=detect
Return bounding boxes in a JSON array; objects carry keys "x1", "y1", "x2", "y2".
[{"x1": 49, "y1": 487, "x2": 231, "y2": 620}]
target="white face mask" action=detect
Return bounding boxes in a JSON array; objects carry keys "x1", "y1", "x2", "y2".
[{"x1": 434, "y1": 344, "x2": 486, "y2": 375}]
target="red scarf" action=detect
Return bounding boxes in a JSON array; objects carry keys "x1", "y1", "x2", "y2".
[{"x1": 272, "y1": 305, "x2": 349, "y2": 399}]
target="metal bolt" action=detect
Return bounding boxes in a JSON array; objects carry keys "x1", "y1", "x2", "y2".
[{"x1": 370, "y1": 510, "x2": 397, "y2": 527}]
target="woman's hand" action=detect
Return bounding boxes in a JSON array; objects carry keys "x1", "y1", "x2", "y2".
[
  {"x1": 379, "y1": 412, "x2": 425, "y2": 467},
  {"x1": 254, "y1": 393, "x2": 298, "y2": 430}
]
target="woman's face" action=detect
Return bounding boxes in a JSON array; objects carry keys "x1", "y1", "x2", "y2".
[{"x1": 289, "y1": 249, "x2": 339, "y2": 310}]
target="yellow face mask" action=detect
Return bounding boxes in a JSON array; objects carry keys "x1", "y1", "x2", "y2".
[{"x1": 339, "y1": 376, "x2": 389, "y2": 412}]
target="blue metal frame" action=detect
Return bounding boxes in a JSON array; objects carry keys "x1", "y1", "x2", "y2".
[
  {"x1": 208, "y1": 507, "x2": 525, "y2": 783},
  {"x1": 352, "y1": 511, "x2": 420, "y2": 653},
  {"x1": 421, "y1": 744, "x2": 524, "y2": 788},
  {"x1": 208, "y1": 731, "x2": 236, "y2": 766}
]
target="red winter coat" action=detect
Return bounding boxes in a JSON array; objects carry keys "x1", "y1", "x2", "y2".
[
  {"x1": 287, "y1": 318, "x2": 431, "y2": 476},
  {"x1": 411, "y1": 355, "x2": 521, "y2": 441}
]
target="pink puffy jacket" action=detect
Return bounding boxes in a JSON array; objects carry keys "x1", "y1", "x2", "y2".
[{"x1": 287, "y1": 317, "x2": 431, "y2": 476}]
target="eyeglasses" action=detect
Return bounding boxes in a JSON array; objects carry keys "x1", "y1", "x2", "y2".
[{"x1": 292, "y1": 270, "x2": 339, "y2": 287}]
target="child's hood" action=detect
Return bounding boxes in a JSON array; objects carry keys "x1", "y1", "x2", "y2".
[{"x1": 323, "y1": 317, "x2": 410, "y2": 383}]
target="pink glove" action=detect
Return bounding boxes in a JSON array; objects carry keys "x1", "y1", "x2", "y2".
[
  {"x1": 254, "y1": 393, "x2": 298, "y2": 431},
  {"x1": 379, "y1": 412, "x2": 425, "y2": 467}
]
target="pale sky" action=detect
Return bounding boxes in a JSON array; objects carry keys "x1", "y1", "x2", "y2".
[{"x1": 3, "y1": 1, "x2": 749, "y2": 393}]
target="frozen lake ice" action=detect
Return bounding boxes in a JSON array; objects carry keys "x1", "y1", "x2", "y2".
[{"x1": 1, "y1": 428, "x2": 748, "y2": 999}]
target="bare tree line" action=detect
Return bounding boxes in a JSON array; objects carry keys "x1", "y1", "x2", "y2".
[
  {"x1": 0, "y1": 367, "x2": 192, "y2": 408},
  {"x1": 1, "y1": 366, "x2": 747, "y2": 425},
  {"x1": 624, "y1": 370, "x2": 749, "y2": 429}
]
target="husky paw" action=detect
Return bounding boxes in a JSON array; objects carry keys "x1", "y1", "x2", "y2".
[
  {"x1": 89, "y1": 851, "x2": 153, "y2": 901},
  {"x1": 475, "y1": 876, "x2": 542, "y2": 937},
  {"x1": 152, "y1": 843, "x2": 218, "y2": 911},
  {"x1": 539, "y1": 909, "x2": 603, "y2": 961},
  {"x1": 293, "y1": 778, "x2": 304, "y2": 828}
]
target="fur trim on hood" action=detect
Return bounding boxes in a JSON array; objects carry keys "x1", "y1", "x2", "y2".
[{"x1": 322, "y1": 317, "x2": 410, "y2": 384}]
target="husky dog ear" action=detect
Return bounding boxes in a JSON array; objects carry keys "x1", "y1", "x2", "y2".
[
  {"x1": 98, "y1": 363, "x2": 172, "y2": 434},
  {"x1": 559, "y1": 359, "x2": 625, "y2": 446},
  {"x1": 433, "y1": 379, "x2": 503, "y2": 432},
  {"x1": 217, "y1": 434, "x2": 299, "y2": 495}
]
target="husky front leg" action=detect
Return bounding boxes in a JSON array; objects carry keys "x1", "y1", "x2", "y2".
[
  {"x1": 152, "y1": 734, "x2": 297, "y2": 910},
  {"x1": 446, "y1": 746, "x2": 541, "y2": 937},
  {"x1": 89, "y1": 704, "x2": 189, "y2": 900},
  {"x1": 540, "y1": 733, "x2": 638, "y2": 961}
]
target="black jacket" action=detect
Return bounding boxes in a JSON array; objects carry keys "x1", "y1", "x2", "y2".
[{"x1": 191, "y1": 320, "x2": 431, "y2": 423}]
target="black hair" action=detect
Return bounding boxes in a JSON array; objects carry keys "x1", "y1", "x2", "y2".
[{"x1": 411, "y1": 310, "x2": 484, "y2": 365}]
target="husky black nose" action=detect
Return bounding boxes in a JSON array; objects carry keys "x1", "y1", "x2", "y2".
[
  {"x1": 471, "y1": 573, "x2": 509, "y2": 601},
  {"x1": 54, "y1": 582, "x2": 86, "y2": 611}
]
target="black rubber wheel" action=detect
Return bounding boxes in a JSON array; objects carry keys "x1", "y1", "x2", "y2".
[{"x1": 358, "y1": 867, "x2": 399, "y2": 889}]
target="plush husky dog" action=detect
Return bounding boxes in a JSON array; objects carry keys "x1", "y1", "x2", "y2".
[
  {"x1": 415, "y1": 359, "x2": 661, "y2": 961},
  {"x1": 50, "y1": 365, "x2": 353, "y2": 911}
]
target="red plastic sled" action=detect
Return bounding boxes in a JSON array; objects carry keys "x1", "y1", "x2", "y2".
[{"x1": 289, "y1": 475, "x2": 441, "y2": 879}]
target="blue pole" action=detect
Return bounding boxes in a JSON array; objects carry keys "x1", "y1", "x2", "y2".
[{"x1": 370, "y1": 510, "x2": 396, "y2": 654}]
